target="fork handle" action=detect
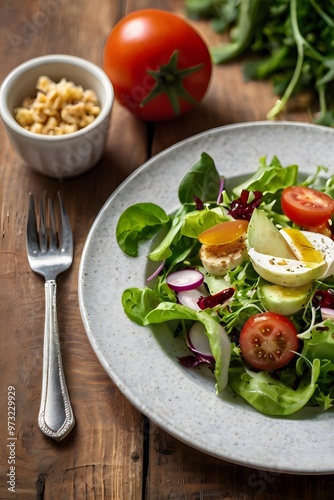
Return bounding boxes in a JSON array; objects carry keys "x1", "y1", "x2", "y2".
[{"x1": 38, "y1": 280, "x2": 75, "y2": 440}]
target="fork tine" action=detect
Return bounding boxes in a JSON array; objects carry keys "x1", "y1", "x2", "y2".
[
  {"x1": 27, "y1": 193, "x2": 40, "y2": 254},
  {"x1": 39, "y1": 194, "x2": 48, "y2": 253},
  {"x1": 48, "y1": 198, "x2": 58, "y2": 251},
  {"x1": 57, "y1": 192, "x2": 73, "y2": 256}
]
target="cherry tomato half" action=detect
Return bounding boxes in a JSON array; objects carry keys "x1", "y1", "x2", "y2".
[
  {"x1": 103, "y1": 9, "x2": 212, "y2": 121},
  {"x1": 239, "y1": 312, "x2": 299, "y2": 371},
  {"x1": 281, "y1": 186, "x2": 334, "y2": 228}
]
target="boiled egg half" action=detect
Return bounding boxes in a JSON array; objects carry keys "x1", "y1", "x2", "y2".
[{"x1": 248, "y1": 228, "x2": 334, "y2": 287}]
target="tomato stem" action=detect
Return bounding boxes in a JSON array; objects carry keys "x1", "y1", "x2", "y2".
[{"x1": 140, "y1": 50, "x2": 204, "y2": 116}]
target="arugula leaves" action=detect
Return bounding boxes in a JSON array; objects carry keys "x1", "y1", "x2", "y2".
[{"x1": 185, "y1": 0, "x2": 334, "y2": 125}]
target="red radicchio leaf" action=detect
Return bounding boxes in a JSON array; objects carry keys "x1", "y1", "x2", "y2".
[
  {"x1": 193, "y1": 194, "x2": 204, "y2": 210},
  {"x1": 228, "y1": 190, "x2": 262, "y2": 221},
  {"x1": 197, "y1": 287, "x2": 235, "y2": 309},
  {"x1": 178, "y1": 354, "x2": 213, "y2": 368},
  {"x1": 313, "y1": 289, "x2": 334, "y2": 309}
]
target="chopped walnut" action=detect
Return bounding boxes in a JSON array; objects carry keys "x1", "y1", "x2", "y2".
[{"x1": 14, "y1": 76, "x2": 101, "y2": 135}]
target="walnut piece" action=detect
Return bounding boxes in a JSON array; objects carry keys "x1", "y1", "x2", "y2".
[{"x1": 14, "y1": 76, "x2": 101, "y2": 135}]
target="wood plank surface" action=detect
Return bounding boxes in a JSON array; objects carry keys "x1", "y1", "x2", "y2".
[
  {"x1": 0, "y1": 0, "x2": 334, "y2": 499},
  {"x1": 0, "y1": 1, "x2": 148, "y2": 499}
]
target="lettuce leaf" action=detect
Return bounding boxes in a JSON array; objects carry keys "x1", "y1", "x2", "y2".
[
  {"x1": 228, "y1": 359, "x2": 320, "y2": 416},
  {"x1": 148, "y1": 207, "x2": 229, "y2": 262},
  {"x1": 232, "y1": 156, "x2": 298, "y2": 197},
  {"x1": 300, "y1": 320, "x2": 334, "y2": 364},
  {"x1": 122, "y1": 287, "x2": 231, "y2": 393}
]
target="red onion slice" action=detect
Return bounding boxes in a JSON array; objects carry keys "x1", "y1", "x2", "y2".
[
  {"x1": 217, "y1": 177, "x2": 224, "y2": 204},
  {"x1": 179, "y1": 354, "x2": 211, "y2": 368},
  {"x1": 186, "y1": 321, "x2": 215, "y2": 363},
  {"x1": 178, "y1": 288, "x2": 208, "y2": 310},
  {"x1": 166, "y1": 269, "x2": 204, "y2": 292},
  {"x1": 321, "y1": 307, "x2": 334, "y2": 321},
  {"x1": 146, "y1": 260, "x2": 165, "y2": 282}
]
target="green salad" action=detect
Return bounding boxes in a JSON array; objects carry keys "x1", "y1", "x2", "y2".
[{"x1": 116, "y1": 153, "x2": 334, "y2": 416}]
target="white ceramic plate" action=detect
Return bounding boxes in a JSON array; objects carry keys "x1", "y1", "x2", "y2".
[{"x1": 79, "y1": 122, "x2": 334, "y2": 474}]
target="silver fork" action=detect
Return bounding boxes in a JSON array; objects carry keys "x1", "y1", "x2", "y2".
[{"x1": 27, "y1": 192, "x2": 75, "y2": 441}]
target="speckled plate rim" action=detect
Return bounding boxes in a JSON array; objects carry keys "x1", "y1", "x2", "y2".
[{"x1": 78, "y1": 121, "x2": 334, "y2": 475}]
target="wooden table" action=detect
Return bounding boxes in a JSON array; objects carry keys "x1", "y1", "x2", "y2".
[{"x1": 1, "y1": 1, "x2": 334, "y2": 498}]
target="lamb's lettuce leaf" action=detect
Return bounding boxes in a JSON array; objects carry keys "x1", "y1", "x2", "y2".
[{"x1": 116, "y1": 203, "x2": 169, "y2": 256}]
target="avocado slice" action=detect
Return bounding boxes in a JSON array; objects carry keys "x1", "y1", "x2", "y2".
[
  {"x1": 257, "y1": 278, "x2": 313, "y2": 316},
  {"x1": 247, "y1": 208, "x2": 296, "y2": 259}
]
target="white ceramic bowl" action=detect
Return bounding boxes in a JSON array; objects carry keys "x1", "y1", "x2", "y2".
[{"x1": 0, "y1": 54, "x2": 114, "y2": 178}]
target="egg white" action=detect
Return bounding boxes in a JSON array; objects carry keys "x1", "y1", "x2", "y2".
[{"x1": 247, "y1": 247, "x2": 327, "y2": 287}]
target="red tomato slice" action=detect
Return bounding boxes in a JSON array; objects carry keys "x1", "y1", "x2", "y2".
[
  {"x1": 281, "y1": 186, "x2": 334, "y2": 228},
  {"x1": 239, "y1": 312, "x2": 299, "y2": 371}
]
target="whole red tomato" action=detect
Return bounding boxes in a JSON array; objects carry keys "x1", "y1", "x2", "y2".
[{"x1": 103, "y1": 9, "x2": 212, "y2": 121}]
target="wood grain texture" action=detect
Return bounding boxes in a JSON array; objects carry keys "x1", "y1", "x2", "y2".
[
  {"x1": 1, "y1": 0, "x2": 334, "y2": 499},
  {"x1": 147, "y1": 1, "x2": 334, "y2": 499},
  {"x1": 0, "y1": 1, "x2": 147, "y2": 499}
]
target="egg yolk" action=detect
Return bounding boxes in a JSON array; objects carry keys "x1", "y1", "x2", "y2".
[
  {"x1": 281, "y1": 228, "x2": 324, "y2": 263},
  {"x1": 198, "y1": 219, "x2": 248, "y2": 245}
]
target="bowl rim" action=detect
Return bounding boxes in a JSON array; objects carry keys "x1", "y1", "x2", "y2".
[{"x1": 0, "y1": 54, "x2": 114, "y2": 142}]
